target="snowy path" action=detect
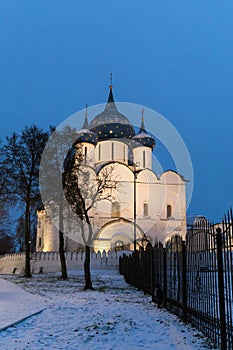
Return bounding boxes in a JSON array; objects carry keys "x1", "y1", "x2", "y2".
[
  {"x1": 0, "y1": 270, "x2": 213, "y2": 350},
  {"x1": 0, "y1": 278, "x2": 47, "y2": 331}
]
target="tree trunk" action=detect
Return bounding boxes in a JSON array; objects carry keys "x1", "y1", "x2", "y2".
[
  {"x1": 59, "y1": 203, "x2": 68, "y2": 279},
  {"x1": 24, "y1": 201, "x2": 31, "y2": 277},
  {"x1": 84, "y1": 245, "x2": 93, "y2": 290}
]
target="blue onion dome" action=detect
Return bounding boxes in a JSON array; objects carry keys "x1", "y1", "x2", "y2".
[
  {"x1": 89, "y1": 86, "x2": 135, "y2": 140},
  {"x1": 132, "y1": 114, "x2": 156, "y2": 149},
  {"x1": 76, "y1": 108, "x2": 98, "y2": 145}
]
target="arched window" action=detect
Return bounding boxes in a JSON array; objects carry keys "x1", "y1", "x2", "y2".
[
  {"x1": 112, "y1": 142, "x2": 114, "y2": 160},
  {"x1": 84, "y1": 146, "x2": 87, "y2": 164},
  {"x1": 115, "y1": 240, "x2": 124, "y2": 251},
  {"x1": 98, "y1": 144, "x2": 101, "y2": 161},
  {"x1": 143, "y1": 202, "x2": 148, "y2": 217},
  {"x1": 167, "y1": 205, "x2": 172, "y2": 218},
  {"x1": 143, "y1": 150, "x2": 146, "y2": 168},
  {"x1": 111, "y1": 201, "x2": 120, "y2": 218}
]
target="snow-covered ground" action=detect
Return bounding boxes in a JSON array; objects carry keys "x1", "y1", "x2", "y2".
[
  {"x1": 0, "y1": 278, "x2": 47, "y2": 331},
  {"x1": 0, "y1": 270, "x2": 215, "y2": 350}
]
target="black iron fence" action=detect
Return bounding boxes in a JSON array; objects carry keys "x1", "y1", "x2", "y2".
[{"x1": 119, "y1": 208, "x2": 233, "y2": 350}]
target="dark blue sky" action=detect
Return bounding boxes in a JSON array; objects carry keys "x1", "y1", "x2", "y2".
[{"x1": 0, "y1": 0, "x2": 232, "y2": 222}]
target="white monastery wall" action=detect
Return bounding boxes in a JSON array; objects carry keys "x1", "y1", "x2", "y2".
[{"x1": 0, "y1": 250, "x2": 130, "y2": 275}]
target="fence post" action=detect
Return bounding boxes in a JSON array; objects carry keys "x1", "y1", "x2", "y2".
[
  {"x1": 163, "y1": 247, "x2": 167, "y2": 308},
  {"x1": 182, "y1": 240, "x2": 187, "y2": 322},
  {"x1": 151, "y1": 246, "x2": 155, "y2": 302},
  {"x1": 119, "y1": 256, "x2": 122, "y2": 274},
  {"x1": 216, "y1": 227, "x2": 226, "y2": 350}
]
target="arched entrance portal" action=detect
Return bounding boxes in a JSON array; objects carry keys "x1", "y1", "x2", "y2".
[{"x1": 93, "y1": 218, "x2": 144, "y2": 253}]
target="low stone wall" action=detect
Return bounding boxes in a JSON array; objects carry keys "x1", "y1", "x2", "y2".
[{"x1": 0, "y1": 250, "x2": 130, "y2": 274}]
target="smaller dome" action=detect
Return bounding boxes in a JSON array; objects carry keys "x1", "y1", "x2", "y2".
[
  {"x1": 76, "y1": 111, "x2": 98, "y2": 146},
  {"x1": 132, "y1": 116, "x2": 156, "y2": 149},
  {"x1": 76, "y1": 128, "x2": 98, "y2": 146}
]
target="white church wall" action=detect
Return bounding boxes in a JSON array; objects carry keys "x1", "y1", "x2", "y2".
[
  {"x1": 137, "y1": 169, "x2": 161, "y2": 218},
  {"x1": 95, "y1": 140, "x2": 128, "y2": 165},
  {"x1": 97, "y1": 162, "x2": 134, "y2": 220},
  {"x1": 157, "y1": 171, "x2": 187, "y2": 242},
  {"x1": 36, "y1": 166, "x2": 187, "y2": 252},
  {"x1": 37, "y1": 210, "x2": 59, "y2": 252},
  {"x1": 93, "y1": 219, "x2": 144, "y2": 253},
  {"x1": 133, "y1": 146, "x2": 152, "y2": 170},
  {"x1": 135, "y1": 169, "x2": 163, "y2": 241},
  {"x1": 160, "y1": 171, "x2": 186, "y2": 219},
  {"x1": 36, "y1": 142, "x2": 187, "y2": 253},
  {"x1": 36, "y1": 165, "x2": 188, "y2": 253},
  {"x1": 79, "y1": 142, "x2": 95, "y2": 166}
]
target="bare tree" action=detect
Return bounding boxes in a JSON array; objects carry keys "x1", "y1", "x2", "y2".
[
  {"x1": 1, "y1": 126, "x2": 49, "y2": 277},
  {"x1": 15, "y1": 213, "x2": 37, "y2": 253},
  {"x1": 15, "y1": 216, "x2": 25, "y2": 252},
  {"x1": 0, "y1": 143, "x2": 15, "y2": 254},
  {"x1": 39, "y1": 126, "x2": 79, "y2": 279},
  {"x1": 63, "y1": 143, "x2": 116, "y2": 289},
  {"x1": 0, "y1": 203, "x2": 15, "y2": 254}
]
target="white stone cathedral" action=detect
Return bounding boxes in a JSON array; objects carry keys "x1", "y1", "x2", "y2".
[{"x1": 36, "y1": 85, "x2": 187, "y2": 253}]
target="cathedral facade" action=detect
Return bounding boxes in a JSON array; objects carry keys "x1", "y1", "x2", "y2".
[{"x1": 36, "y1": 86, "x2": 187, "y2": 253}]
